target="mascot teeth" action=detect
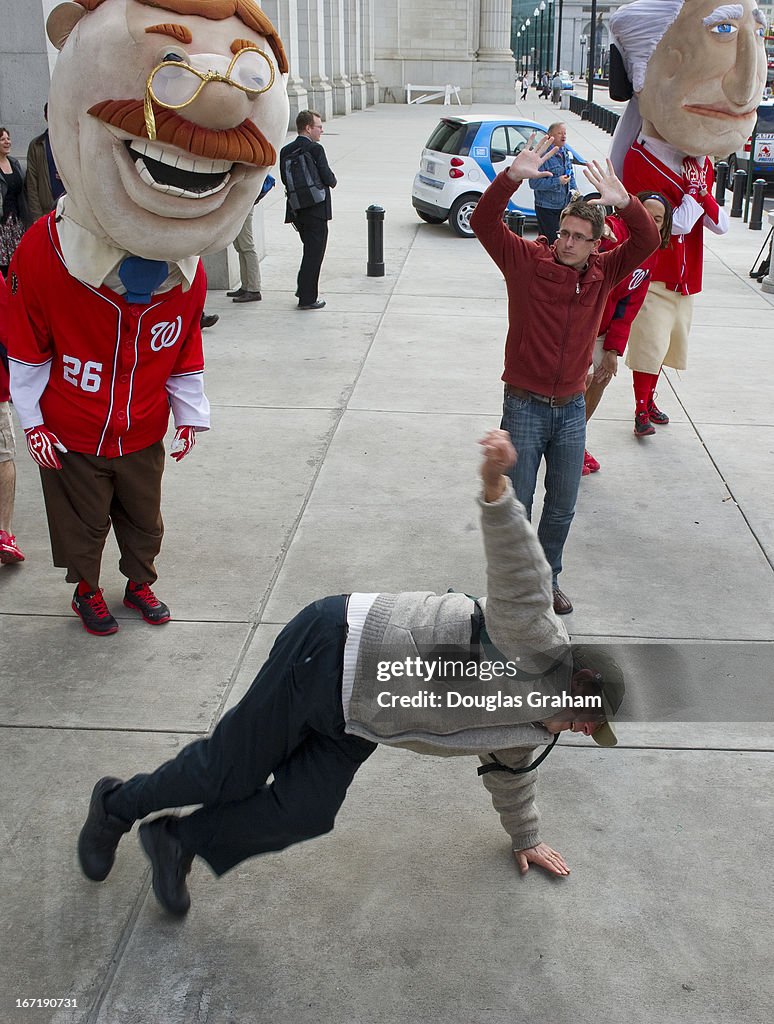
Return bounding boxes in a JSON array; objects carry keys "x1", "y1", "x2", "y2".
[{"x1": 126, "y1": 140, "x2": 232, "y2": 198}]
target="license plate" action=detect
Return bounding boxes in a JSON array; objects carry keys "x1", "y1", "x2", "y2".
[{"x1": 424, "y1": 159, "x2": 437, "y2": 175}]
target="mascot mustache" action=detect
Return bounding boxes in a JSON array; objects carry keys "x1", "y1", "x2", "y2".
[{"x1": 89, "y1": 99, "x2": 276, "y2": 167}]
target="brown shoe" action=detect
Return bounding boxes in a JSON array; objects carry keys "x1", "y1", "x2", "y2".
[{"x1": 552, "y1": 588, "x2": 573, "y2": 615}]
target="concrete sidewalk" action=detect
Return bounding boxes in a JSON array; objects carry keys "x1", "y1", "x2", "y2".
[{"x1": 1, "y1": 97, "x2": 773, "y2": 1024}]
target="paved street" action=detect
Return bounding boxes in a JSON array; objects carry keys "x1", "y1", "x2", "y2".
[{"x1": 2, "y1": 96, "x2": 773, "y2": 1024}]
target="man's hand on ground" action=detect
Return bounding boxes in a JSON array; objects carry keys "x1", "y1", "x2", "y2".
[
  {"x1": 583, "y1": 158, "x2": 630, "y2": 209},
  {"x1": 25, "y1": 425, "x2": 67, "y2": 470},
  {"x1": 514, "y1": 842, "x2": 570, "y2": 877},
  {"x1": 506, "y1": 133, "x2": 559, "y2": 184},
  {"x1": 479, "y1": 429, "x2": 516, "y2": 502}
]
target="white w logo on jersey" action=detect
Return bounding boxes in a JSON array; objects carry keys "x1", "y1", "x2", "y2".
[
  {"x1": 150, "y1": 317, "x2": 183, "y2": 351},
  {"x1": 629, "y1": 269, "x2": 648, "y2": 291}
]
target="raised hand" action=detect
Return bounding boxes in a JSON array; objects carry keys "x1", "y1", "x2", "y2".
[
  {"x1": 170, "y1": 425, "x2": 196, "y2": 463},
  {"x1": 506, "y1": 132, "x2": 560, "y2": 184},
  {"x1": 25, "y1": 425, "x2": 68, "y2": 470},
  {"x1": 583, "y1": 158, "x2": 630, "y2": 208},
  {"x1": 479, "y1": 429, "x2": 516, "y2": 502}
]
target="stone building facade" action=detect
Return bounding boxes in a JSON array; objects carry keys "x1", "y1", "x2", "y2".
[{"x1": 1, "y1": 2, "x2": 521, "y2": 156}]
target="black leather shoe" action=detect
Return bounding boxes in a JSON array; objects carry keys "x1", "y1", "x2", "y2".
[
  {"x1": 232, "y1": 290, "x2": 261, "y2": 303},
  {"x1": 298, "y1": 299, "x2": 326, "y2": 310},
  {"x1": 226, "y1": 287, "x2": 245, "y2": 298},
  {"x1": 78, "y1": 776, "x2": 131, "y2": 881},
  {"x1": 139, "y1": 817, "x2": 194, "y2": 917},
  {"x1": 552, "y1": 588, "x2": 574, "y2": 615},
  {"x1": 200, "y1": 313, "x2": 219, "y2": 329}
]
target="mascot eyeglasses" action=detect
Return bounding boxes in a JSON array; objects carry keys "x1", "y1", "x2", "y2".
[{"x1": 144, "y1": 48, "x2": 276, "y2": 141}]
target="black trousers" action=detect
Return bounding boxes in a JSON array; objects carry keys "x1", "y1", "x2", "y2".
[
  {"x1": 294, "y1": 212, "x2": 328, "y2": 305},
  {"x1": 108, "y1": 596, "x2": 376, "y2": 875},
  {"x1": 535, "y1": 205, "x2": 562, "y2": 243}
]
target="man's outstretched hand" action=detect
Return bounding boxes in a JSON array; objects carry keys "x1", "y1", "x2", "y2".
[
  {"x1": 479, "y1": 429, "x2": 516, "y2": 502},
  {"x1": 583, "y1": 158, "x2": 630, "y2": 209},
  {"x1": 515, "y1": 842, "x2": 570, "y2": 877},
  {"x1": 506, "y1": 132, "x2": 559, "y2": 184}
]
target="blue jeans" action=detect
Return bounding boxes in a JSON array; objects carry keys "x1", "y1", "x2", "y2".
[{"x1": 500, "y1": 391, "x2": 586, "y2": 587}]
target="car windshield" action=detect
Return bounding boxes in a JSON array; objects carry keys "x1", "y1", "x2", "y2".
[{"x1": 425, "y1": 120, "x2": 480, "y2": 156}]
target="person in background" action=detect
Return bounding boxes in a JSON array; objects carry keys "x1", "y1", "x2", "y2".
[
  {"x1": 583, "y1": 191, "x2": 673, "y2": 474},
  {"x1": 0, "y1": 271, "x2": 24, "y2": 564},
  {"x1": 280, "y1": 111, "x2": 337, "y2": 311},
  {"x1": 528, "y1": 122, "x2": 576, "y2": 243},
  {"x1": 25, "y1": 104, "x2": 65, "y2": 222},
  {"x1": 0, "y1": 128, "x2": 31, "y2": 277}
]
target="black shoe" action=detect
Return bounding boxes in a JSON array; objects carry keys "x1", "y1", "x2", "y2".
[
  {"x1": 78, "y1": 776, "x2": 131, "y2": 881},
  {"x1": 72, "y1": 586, "x2": 119, "y2": 636},
  {"x1": 123, "y1": 582, "x2": 171, "y2": 625},
  {"x1": 298, "y1": 299, "x2": 326, "y2": 310},
  {"x1": 552, "y1": 588, "x2": 573, "y2": 615},
  {"x1": 139, "y1": 817, "x2": 194, "y2": 917},
  {"x1": 232, "y1": 290, "x2": 261, "y2": 303},
  {"x1": 226, "y1": 287, "x2": 245, "y2": 298},
  {"x1": 200, "y1": 313, "x2": 219, "y2": 329},
  {"x1": 634, "y1": 411, "x2": 656, "y2": 437}
]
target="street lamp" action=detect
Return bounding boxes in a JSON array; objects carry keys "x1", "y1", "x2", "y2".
[
  {"x1": 546, "y1": 0, "x2": 554, "y2": 74},
  {"x1": 538, "y1": 2, "x2": 546, "y2": 79},
  {"x1": 532, "y1": 11, "x2": 539, "y2": 83},
  {"x1": 579, "y1": 33, "x2": 587, "y2": 82}
]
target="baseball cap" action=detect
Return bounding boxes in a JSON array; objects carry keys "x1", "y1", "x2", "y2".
[{"x1": 571, "y1": 644, "x2": 625, "y2": 747}]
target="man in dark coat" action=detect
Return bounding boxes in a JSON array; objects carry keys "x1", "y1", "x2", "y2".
[{"x1": 280, "y1": 110, "x2": 337, "y2": 310}]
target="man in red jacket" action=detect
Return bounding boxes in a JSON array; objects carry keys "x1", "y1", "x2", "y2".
[{"x1": 471, "y1": 135, "x2": 660, "y2": 615}]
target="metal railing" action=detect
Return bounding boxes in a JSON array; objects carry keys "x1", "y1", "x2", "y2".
[{"x1": 568, "y1": 95, "x2": 620, "y2": 136}]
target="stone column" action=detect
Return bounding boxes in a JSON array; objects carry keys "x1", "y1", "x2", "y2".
[
  {"x1": 298, "y1": 0, "x2": 333, "y2": 120},
  {"x1": 264, "y1": 0, "x2": 309, "y2": 126},
  {"x1": 359, "y1": 0, "x2": 378, "y2": 107},
  {"x1": 325, "y1": 0, "x2": 352, "y2": 116},
  {"x1": 2, "y1": 0, "x2": 51, "y2": 155},
  {"x1": 473, "y1": 0, "x2": 516, "y2": 103},
  {"x1": 345, "y1": 0, "x2": 367, "y2": 109}
]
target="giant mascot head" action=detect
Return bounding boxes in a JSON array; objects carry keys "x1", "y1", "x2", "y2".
[
  {"x1": 46, "y1": 0, "x2": 290, "y2": 260},
  {"x1": 609, "y1": 0, "x2": 767, "y2": 168}
]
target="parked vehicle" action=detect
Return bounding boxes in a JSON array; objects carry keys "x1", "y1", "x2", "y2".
[
  {"x1": 411, "y1": 115, "x2": 587, "y2": 237},
  {"x1": 725, "y1": 99, "x2": 774, "y2": 183}
]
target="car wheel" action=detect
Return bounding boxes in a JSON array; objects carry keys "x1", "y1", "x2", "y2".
[
  {"x1": 726, "y1": 152, "x2": 738, "y2": 186},
  {"x1": 449, "y1": 195, "x2": 479, "y2": 237},
  {"x1": 416, "y1": 210, "x2": 446, "y2": 224}
]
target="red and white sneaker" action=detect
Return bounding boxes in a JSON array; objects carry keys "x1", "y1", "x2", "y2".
[
  {"x1": 583, "y1": 450, "x2": 600, "y2": 474},
  {"x1": 0, "y1": 530, "x2": 25, "y2": 564},
  {"x1": 72, "y1": 587, "x2": 119, "y2": 636},
  {"x1": 123, "y1": 582, "x2": 171, "y2": 625}
]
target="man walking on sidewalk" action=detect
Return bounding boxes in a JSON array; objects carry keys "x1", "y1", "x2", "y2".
[{"x1": 280, "y1": 110, "x2": 337, "y2": 311}]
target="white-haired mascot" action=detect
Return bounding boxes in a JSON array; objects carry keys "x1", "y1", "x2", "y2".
[
  {"x1": 7, "y1": 0, "x2": 289, "y2": 634},
  {"x1": 608, "y1": 0, "x2": 766, "y2": 435}
]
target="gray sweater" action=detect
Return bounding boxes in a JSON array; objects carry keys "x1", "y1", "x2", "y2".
[{"x1": 345, "y1": 481, "x2": 571, "y2": 851}]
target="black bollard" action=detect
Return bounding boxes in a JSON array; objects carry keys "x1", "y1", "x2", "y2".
[
  {"x1": 366, "y1": 204, "x2": 385, "y2": 277},
  {"x1": 504, "y1": 210, "x2": 526, "y2": 236},
  {"x1": 714, "y1": 161, "x2": 729, "y2": 206},
  {"x1": 749, "y1": 179, "x2": 767, "y2": 230},
  {"x1": 730, "y1": 169, "x2": 747, "y2": 217}
]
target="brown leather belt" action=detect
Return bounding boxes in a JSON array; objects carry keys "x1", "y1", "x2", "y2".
[{"x1": 505, "y1": 384, "x2": 582, "y2": 408}]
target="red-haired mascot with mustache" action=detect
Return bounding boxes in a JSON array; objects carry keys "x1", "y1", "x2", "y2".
[
  {"x1": 608, "y1": 0, "x2": 766, "y2": 437},
  {"x1": 6, "y1": 0, "x2": 289, "y2": 634}
]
